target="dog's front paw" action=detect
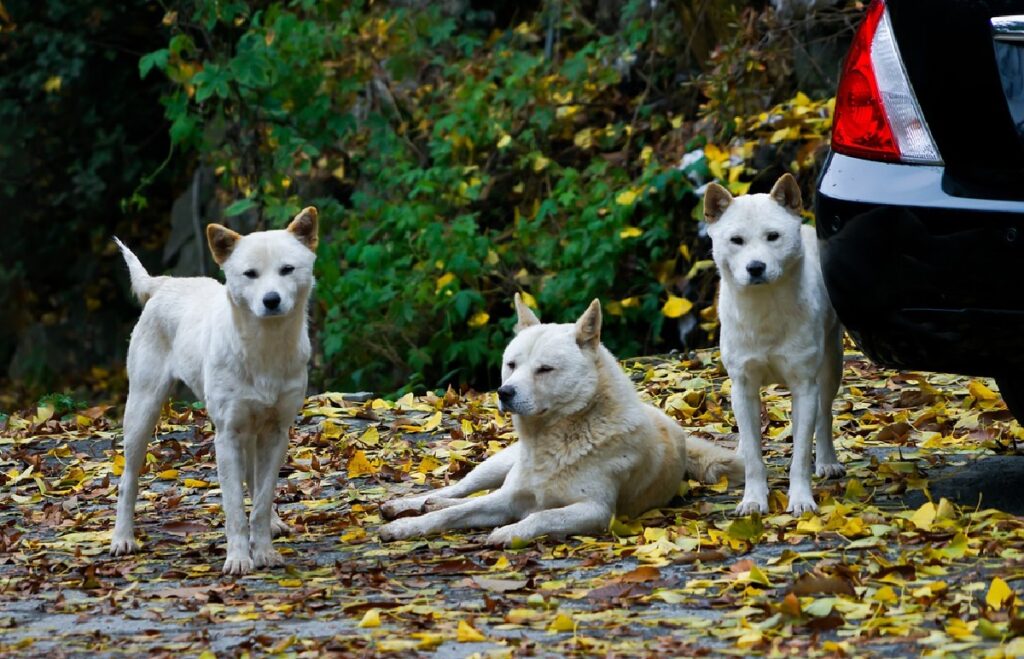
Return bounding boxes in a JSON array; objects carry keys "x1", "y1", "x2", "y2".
[
  {"x1": 379, "y1": 518, "x2": 420, "y2": 542},
  {"x1": 251, "y1": 546, "x2": 284, "y2": 569},
  {"x1": 222, "y1": 554, "x2": 254, "y2": 576},
  {"x1": 380, "y1": 498, "x2": 425, "y2": 521},
  {"x1": 486, "y1": 525, "x2": 527, "y2": 548},
  {"x1": 734, "y1": 499, "x2": 768, "y2": 516},
  {"x1": 815, "y1": 462, "x2": 846, "y2": 480},
  {"x1": 786, "y1": 492, "x2": 817, "y2": 515},
  {"x1": 109, "y1": 534, "x2": 138, "y2": 557}
]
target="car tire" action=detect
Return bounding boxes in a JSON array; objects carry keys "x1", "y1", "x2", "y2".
[{"x1": 996, "y1": 377, "x2": 1024, "y2": 423}]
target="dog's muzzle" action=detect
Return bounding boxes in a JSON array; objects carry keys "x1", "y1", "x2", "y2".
[{"x1": 497, "y1": 384, "x2": 515, "y2": 413}]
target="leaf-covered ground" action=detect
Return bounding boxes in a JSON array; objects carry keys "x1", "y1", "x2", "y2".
[{"x1": 4, "y1": 345, "x2": 1024, "y2": 656}]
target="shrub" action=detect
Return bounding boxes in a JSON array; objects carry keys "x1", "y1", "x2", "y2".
[{"x1": 137, "y1": 0, "x2": 851, "y2": 394}]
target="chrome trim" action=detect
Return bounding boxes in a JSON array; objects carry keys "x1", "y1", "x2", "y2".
[{"x1": 993, "y1": 15, "x2": 1024, "y2": 43}]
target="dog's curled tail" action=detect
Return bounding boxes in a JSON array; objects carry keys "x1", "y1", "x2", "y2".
[
  {"x1": 685, "y1": 435, "x2": 745, "y2": 486},
  {"x1": 113, "y1": 237, "x2": 157, "y2": 305}
]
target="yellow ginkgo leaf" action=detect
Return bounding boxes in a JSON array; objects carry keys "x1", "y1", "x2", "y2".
[
  {"x1": 347, "y1": 450, "x2": 376, "y2": 478},
  {"x1": 548, "y1": 612, "x2": 575, "y2": 633},
  {"x1": 969, "y1": 380, "x2": 998, "y2": 402},
  {"x1": 986, "y1": 577, "x2": 1015, "y2": 610},
  {"x1": 661, "y1": 295, "x2": 693, "y2": 318},
  {"x1": 358, "y1": 608, "x2": 381, "y2": 628},
  {"x1": 456, "y1": 619, "x2": 486, "y2": 642}
]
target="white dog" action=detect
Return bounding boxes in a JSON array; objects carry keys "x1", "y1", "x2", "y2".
[
  {"x1": 705, "y1": 174, "x2": 844, "y2": 515},
  {"x1": 109, "y1": 208, "x2": 318, "y2": 575},
  {"x1": 379, "y1": 295, "x2": 744, "y2": 546}
]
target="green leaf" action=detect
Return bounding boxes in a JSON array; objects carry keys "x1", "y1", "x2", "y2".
[
  {"x1": 139, "y1": 49, "x2": 169, "y2": 79},
  {"x1": 225, "y1": 199, "x2": 257, "y2": 217}
]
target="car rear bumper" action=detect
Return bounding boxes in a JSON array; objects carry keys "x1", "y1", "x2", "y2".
[{"x1": 815, "y1": 152, "x2": 1024, "y2": 377}]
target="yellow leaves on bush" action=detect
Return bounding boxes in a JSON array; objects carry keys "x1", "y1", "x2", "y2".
[
  {"x1": 661, "y1": 295, "x2": 693, "y2": 318},
  {"x1": 496, "y1": 134, "x2": 511, "y2": 149},
  {"x1": 619, "y1": 226, "x2": 642, "y2": 239},
  {"x1": 43, "y1": 76, "x2": 62, "y2": 93},
  {"x1": 615, "y1": 189, "x2": 639, "y2": 206},
  {"x1": 435, "y1": 272, "x2": 455, "y2": 292},
  {"x1": 467, "y1": 311, "x2": 489, "y2": 328}
]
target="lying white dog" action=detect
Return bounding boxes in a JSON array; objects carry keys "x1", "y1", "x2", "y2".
[
  {"x1": 109, "y1": 208, "x2": 318, "y2": 574},
  {"x1": 379, "y1": 295, "x2": 744, "y2": 546},
  {"x1": 705, "y1": 174, "x2": 844, "y2": 515}
]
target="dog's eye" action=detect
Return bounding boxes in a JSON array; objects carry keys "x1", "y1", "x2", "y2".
[
  {"x1": 730, "y1": 236, "x2": 744, "y2": 246},
  {"x1": 506, "y1": 361, "x2": 516, "y2": 370},
  {"x1": 280, "y1": 265, "x2": 295, "y2": 276},
  {"x1": 536, "y1": 365, "x2": 555, "y2": 375},
  {"x1": 766, "y1": 231, "x2": 780, "y2": 242},
  {"x1": 243, "y1": 269, "x2": 259, "y2": 279}
]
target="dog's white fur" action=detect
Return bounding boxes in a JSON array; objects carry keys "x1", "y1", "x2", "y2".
[
  {"x1": 109, "y1": 208, "x2": 318, "y2": 575},
  {"x1": 378, "y1": 296, "x2": 744, "y2": 546},
  {"x1": 705, "y1": 175, "x2": 844, "y2": 515}
]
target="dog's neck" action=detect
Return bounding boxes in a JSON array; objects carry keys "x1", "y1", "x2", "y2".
[
  {"x1": 514, "y1": 346, "x2": 637, "y2": 459},
  {"x1": 226, "y1": 292, "x2": 311, "y2": 371}
]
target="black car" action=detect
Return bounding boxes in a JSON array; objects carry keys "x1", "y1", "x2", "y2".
[{"x1": 815, "y1": 0, "x2": 1024, "y2": 418}]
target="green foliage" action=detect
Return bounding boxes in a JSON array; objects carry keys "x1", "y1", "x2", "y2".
[
  {"x1": 145, "y1": 1, "x2": 758, "y2": 394},
  {"x1": 38, "y1": 392, "x2": 86, "y2": 416}
]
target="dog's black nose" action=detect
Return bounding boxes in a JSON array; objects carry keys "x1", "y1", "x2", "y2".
[
  {"x1": 746, "y1": 261, "x2": 766, "y2": 278},
  {"x1": 263, "y1": 292, "x2": 281, "y2": 310},
  {"x1": 497, "y1": 385, "x2": 515, "y2": 402}
]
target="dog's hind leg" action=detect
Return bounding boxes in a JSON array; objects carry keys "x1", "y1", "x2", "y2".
[
  {"x1": 485, "y1": 499, "x2": 611, "y2": 547},
  {"x1": 380, "y1": 443, "x2": 520, "y2": 519},
  {"x1": 814, "y1": 329, "x2": 845, "y2": 479},
  {"x1": 110, "y1": 374, "x2": 172, "y2": 556}
]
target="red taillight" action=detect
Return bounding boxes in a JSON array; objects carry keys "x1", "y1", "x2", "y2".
[
  {"x1": 832, "y1": 0, "x2": 941, "y2": 164},
  {"x1": 832, "y1": 0, "x2": 900, "y2": 161}
]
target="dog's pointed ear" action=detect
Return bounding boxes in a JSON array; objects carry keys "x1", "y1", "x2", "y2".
[
  {"x1": 514, "y1": 293, "x2": 540, "y2": 333},
  {"x1": 287, "y1": 206, "x2": 319, "y2": 252},
  {"x1": 770, "y1": 173, "x2": 802, "y2": 215},
  {"x1": 575, "y1": 299, "x2": 602, "y2": 348},
  {"x1": 206, "y1": 224, "x2": 242, "y2": 265},
  {"x1": 703, "y1": 183, "x2": 733, "y2": 224}
]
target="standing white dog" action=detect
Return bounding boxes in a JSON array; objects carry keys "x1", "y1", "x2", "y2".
[
  {"x1": 705, "y1": 174, "x2": 844, "y2": 515},
  {"x1": 379, "y1": 295, "x2": 744, "y2": 546},
  {"x1": 109, "y1": 208, "x2": 318, "y2": 575}
]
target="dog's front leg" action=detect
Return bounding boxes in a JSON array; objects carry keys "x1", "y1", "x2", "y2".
[
  {"x1": 733, "y1": 375, "x2": 769, "y2": 515},
  {"x1": 379, "y1": 489, "x2": 518, "y2": 541},
  {"x1": 215, "y1": 430, "x2": 252, "y2": 575},
  {"x1": 249, "y1": 425, "x2": 290, "y2": 569},
  {"x1": 381, "y1": 443, "x2": 520, "y2": 519},
  {"x1": 485, "y1": 500, "x2": 611, "y2": 547},
  {"x1": 788, "y1": 380, "x2": 819, "y2": 514}
]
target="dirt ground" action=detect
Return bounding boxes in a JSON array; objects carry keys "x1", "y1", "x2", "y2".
[{"x1": 3, "y1": 347, "x2": 1024, "y2": 657}]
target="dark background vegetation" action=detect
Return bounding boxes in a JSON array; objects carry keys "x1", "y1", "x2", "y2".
[{"x1": 0, "y1": 0, "x2": 861, "y2": 411}]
